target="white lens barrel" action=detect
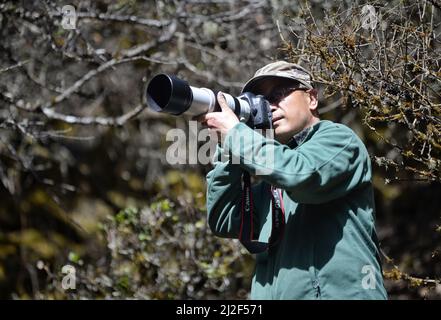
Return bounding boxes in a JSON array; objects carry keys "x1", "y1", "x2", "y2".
[
  {"x1": 238, "y1": 98, "x2": 251, "y2": 123},
  {"x1": 223, "y1": 93, "x2": 251, "y2": 123},
  {"x1": 188, "y1": 87, "x2": 217, "y2": 116}
]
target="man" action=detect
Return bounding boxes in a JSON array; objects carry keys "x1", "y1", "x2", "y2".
[{"x1": 198, "y1": 61, "x2": 387, "y2": 299}]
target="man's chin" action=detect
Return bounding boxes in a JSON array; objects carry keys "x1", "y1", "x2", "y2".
[{"x1": 274, "y1": 130, "x2": 291, "y2": 144}]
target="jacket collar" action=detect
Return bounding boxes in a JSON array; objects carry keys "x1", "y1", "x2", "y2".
[{"x1": 286, "y1": 120, "x2": 326, "y2": 149}]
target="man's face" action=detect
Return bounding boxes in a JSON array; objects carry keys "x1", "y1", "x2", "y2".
[{"x1": 263, "y1": 79, "x2": 319, "y2": 144}]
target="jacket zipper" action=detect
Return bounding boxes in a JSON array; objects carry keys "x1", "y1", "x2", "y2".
[{"x1": 312, "y1": 279, "x2": 321, "y2": 299}]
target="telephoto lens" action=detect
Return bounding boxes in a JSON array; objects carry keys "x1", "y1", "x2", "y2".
[
  {"x1": 145, "y1": 74, "x2": 272, "y2": 129},
  {"x1": 145, "y1": 74, "x2": 250, "y2": 121}
]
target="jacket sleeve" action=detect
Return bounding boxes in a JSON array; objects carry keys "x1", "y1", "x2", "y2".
[
  {"x1": 206, "y1": 144, "x2": 265, "y2": 239},
  {"x1": 223, "y1": 122, "x2": 371, "y2": 204}
]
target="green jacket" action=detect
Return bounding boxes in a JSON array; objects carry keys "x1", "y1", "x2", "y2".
[{"x1": 206, "y1": 120, "x2": 387, "y2": 299}]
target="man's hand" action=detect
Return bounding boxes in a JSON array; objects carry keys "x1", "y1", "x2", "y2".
[{"x1": 196, "y1": 92, "x2": 240, "y2": 143}]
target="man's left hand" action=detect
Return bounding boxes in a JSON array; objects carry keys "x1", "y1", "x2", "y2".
[{"x1": 196, "y1": 92, "x2": 239, "y2": 142}]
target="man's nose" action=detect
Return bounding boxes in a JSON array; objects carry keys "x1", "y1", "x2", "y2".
[{"x1": 270, "y1": 104, "x2": 279, "y2": 112}]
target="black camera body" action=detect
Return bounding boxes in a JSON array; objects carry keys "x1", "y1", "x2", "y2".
[{"x1": 145, "y1": 74, "x2": 272, "y2": 129}]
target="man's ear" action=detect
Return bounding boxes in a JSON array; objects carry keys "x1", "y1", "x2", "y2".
[{"x1": 308, "y1": 89, "x2": 319, "y2": 111}]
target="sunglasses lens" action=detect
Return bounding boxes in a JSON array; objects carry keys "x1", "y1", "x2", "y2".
[{"x1": 267, "y1": 88, "x2": 294, "y2": 104}]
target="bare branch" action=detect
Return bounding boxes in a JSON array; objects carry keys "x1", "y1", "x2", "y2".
[
  {"x1": 0, "y1": 60, "x2": 30, "y2": 74},
  {"x1": 41, "y1": 103, "x2": 145, "y2": 126}
]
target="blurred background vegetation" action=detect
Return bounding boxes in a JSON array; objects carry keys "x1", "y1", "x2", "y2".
[{"x1": 0, "y1": 0, "x2": 440, "y2": 299}]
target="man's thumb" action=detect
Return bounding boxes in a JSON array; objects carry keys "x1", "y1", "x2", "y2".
[{"x1": 217, "y1": 91, "x2": 229, "y2": 111}]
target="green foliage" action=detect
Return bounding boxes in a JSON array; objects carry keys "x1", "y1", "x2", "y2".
[{"x1": 38, "y1": 198, "x2": 253, "y2": 299}]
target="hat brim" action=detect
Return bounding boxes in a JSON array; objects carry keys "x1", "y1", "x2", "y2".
[{"x1": 241, "y1": 75, "x2": 312, "y2": 96}]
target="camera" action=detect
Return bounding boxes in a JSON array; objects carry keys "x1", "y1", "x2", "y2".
[{"x1": 145, "y1": 74, "x2": 273, "y2": 129}]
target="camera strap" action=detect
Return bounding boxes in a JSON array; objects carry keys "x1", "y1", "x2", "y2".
[{"x1": 239, "y1": 171, "x2": 285, "y2": 254}]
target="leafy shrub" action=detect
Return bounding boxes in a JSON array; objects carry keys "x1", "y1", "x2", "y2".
[{"x1": 37, "y1": 198, "x2": 254, "y2": 299}]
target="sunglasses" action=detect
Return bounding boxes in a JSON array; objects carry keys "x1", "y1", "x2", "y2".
[{"x1": 265, "y1": 87, "x2": 309, "y2": 105}]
